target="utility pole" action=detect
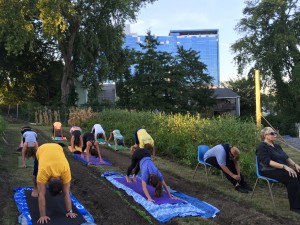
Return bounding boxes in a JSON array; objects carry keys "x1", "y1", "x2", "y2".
[{"x1": 255, "y1": 69, "x2": 261, "y2": 129}]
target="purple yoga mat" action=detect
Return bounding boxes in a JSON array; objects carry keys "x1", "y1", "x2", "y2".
[
  {"x1": 115, "y1": 177, "x2": 184, "y2": 205},
  {"x1": 75, "y1": 154, "x2": 111, "y2": 166}
]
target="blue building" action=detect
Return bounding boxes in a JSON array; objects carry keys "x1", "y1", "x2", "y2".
[{"x1": 123, "y1": 29, "x2": 220, "y2": 86}]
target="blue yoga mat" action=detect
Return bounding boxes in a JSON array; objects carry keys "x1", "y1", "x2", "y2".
[
  {"x1": 102, "y1": 172, "x2": 220, "y2": 223},
  {"x1": 14, "y1": 187, "x2": 96, "y2": 225}
]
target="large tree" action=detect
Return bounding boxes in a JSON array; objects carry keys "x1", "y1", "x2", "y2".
[
  {"x1": 117, "y1": 32, "x2": 215, "y2": 114},
  {"x1": 0, "y1": 0, "x2": 156, "y2": 106},
  {"x1": 231, "y1": 0, "x2": 300, "y2": 109}
]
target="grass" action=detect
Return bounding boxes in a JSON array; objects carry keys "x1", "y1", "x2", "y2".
[{"x1": 2, "y1": 121, "x2": 300, "y2": 224}]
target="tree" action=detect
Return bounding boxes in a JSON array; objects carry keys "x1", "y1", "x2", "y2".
[
  {"x1": 231, "y1": 0, "x2": 300, "y2": 132},
  {"x1": 0, "y1": 0, "x2": 156, "y2": 106},
  {"x1": 117, "y1": 32, "x2": 215, "y2": 114}
]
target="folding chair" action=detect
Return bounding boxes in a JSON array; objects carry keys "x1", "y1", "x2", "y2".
[
  {"x1": 251, "y1": 156, "x2": 279, "y2": 207},
  {"x1": 192, "y1": 145, "x2": 212, "y2": 183}
]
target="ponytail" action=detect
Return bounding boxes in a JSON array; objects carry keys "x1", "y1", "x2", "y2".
[{"x1": 150, "y1": 174, "x2": 163, "y2": 197}]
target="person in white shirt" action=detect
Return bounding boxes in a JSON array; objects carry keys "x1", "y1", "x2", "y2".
[
  {"x1": 91, "y1": 124, "x2": 107, "y2": 142},
  {"x1": 107, "y1": 129, "x2": 126, "y2": 151}
]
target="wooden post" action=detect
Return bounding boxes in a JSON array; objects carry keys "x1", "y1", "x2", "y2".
[{"x1": 255, "y1": 69, "x2": 261, "y2": 129}]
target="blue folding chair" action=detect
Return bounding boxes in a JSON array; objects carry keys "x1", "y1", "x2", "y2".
[
  {"x1": 193, "y1": 145, "x2": 212, "y2": 183},
  {"x1": 251, "y1": 156, "x2": 279, "y2": 207}
]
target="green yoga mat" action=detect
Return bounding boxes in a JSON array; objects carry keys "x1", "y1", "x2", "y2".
[
  {"x1": 18, "y1": 156, "x2": 35, "y2": 168},
  {"x1": 108, "y1": 144, "x2": 129, "y2": 151},
  {"x1": 97, "y1": 138, "x2": 106, "y2": 144}
]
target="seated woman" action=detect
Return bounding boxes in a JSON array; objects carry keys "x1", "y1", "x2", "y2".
[
  {"x1": 21, "y1": 129, "x2": 38, "y2": 168},
  {"x1": 53, "y1": 121, "x2": 63, "y2": 138},
  {"x1": 204, "y1": 144, "x2": 252, "y2": 193},
  {"x1": 82, "y1": 132, "x2": 104, "y2": 164},
  {"x1": 257, "y1": 127, "x2": 300, "y2": 213},
  {"x1": 131, "y1": 128, "x2": 156, "y2": 159},
  {"x1": 107, "y1": 129, "x2": 126, "y2": 151},
  {"x1": 126, "y1": 144, "x2": 176, "y2": 202},
  {"x1": 69, "y1": 126, "x2": 83, "y2": 152},
  {"x1": 91, "y1": 124, "x2": 108, "y2": 143}
]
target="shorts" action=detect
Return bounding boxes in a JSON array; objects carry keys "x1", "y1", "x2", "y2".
[
  {"x1": 117, "y1": 139, "x2": 124, "y2": 145},
  {"x1": 72, "y1": 130, "x2": 81, "y2": 138}
]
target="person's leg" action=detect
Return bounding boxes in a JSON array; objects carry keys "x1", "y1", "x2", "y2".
[
  {"x1": 31, "y1": 157, "x2": 38, "y2": 197},
  {"x1": 70, "y1": 135, "x2": 75, "y2": 151},
  {"x1": 262, "y1": 169, "x2": 300, "y2": 210},
  {"x1": 114, "y1": 138, "x2": 118, "y2": 151}
]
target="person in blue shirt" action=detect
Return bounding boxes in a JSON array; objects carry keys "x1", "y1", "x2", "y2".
[{"x1": 126, "y1": 144, "x2": 176, "y2": 202}]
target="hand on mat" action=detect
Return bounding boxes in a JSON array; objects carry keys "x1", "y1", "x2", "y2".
[
  {"x1": 169, "y1": 195, "x2": 178, "y2": 200},
  {"x1": 66, "y1": 212, "x2": 78, "y2": 218},
  {"x1": 37, "y1": 215, "x2": 50, "y2": 224},
  {"x1": 147, "y1": 197, "x2": 155, "y2": 202},
  {"x1": 132, "y1": 174, "x2": 137, "y2": 182}
]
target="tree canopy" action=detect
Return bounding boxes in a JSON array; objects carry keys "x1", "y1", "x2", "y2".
[
  {"x1": 0, "y1": 0, "x2": 156, "y2": 106},
  {"x1": 116, "y1": 32, "x2": 215, "y2": 114}
]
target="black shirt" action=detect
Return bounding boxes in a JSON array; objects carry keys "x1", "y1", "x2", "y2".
[
  {"x1": 256, "y1": 141, "x2": 288, "y2": 171},
  {"x1": 126, "y1": 148, "x2": 151, "y2": 176}
]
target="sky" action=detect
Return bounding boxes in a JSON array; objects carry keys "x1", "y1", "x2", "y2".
[{"x1": 129, "y1": 0, "x2": 247, "y2": 83}]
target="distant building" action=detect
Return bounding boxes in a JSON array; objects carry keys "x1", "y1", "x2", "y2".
[{"x1": 124, "y1": 27, "x2": 220, "y2": 86}]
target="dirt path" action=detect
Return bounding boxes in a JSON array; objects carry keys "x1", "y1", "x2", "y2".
[{"x1": 0, "y1": 121, "x2": 299, "y2": 225}]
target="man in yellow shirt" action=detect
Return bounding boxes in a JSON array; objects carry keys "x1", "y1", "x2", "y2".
[{"x1": 35, "y1": 143, "x2": 77, "y2": 224}]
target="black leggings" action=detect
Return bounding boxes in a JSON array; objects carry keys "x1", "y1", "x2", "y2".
[
  {"x1": 205, "y1": 157, "x2": 247, "y2": 187},
  {"x1": 261, "y1": 169, "x2": 300, "y2": 210}
]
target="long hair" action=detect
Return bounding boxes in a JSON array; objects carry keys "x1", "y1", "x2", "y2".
[
  {"x1": 74, "y1": 136, "x2": 80, "y2": 146},
  {"x1": 150, "y1": 174, "x2": 163, "y2": 197},
  {"x1": 26, "y1": 147, "x2": 36, "y2": 158},
  {"x1": 48, "y1": 180, "x2": 63, "y2": 196}
]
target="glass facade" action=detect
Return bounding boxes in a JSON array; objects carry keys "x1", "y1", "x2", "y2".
[{"x1": 123, "y1": 29, "x2": 220, "y2": 86}]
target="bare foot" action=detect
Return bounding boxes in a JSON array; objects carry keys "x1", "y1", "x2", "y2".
[{"x1": 31, "y1": 189, "x2": 38, "y2": 197}]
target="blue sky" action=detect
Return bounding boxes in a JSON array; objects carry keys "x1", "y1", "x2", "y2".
[{"x1": 129, "y1": 0, "x2": 247, "y2": 83}]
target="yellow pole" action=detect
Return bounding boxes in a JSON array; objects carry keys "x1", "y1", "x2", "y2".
[{"x1": 255, "y1": 69, "x2": 261, "y2": 129}]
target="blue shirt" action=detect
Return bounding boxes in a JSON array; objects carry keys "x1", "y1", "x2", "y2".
[{"x1": 140, "y1": 157, "x2": 163, "y2": 183}]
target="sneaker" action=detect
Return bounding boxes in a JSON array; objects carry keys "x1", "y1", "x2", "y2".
[
  {"x1": 235, "y1": 186, "x2": 249, "y2": 193},
  {"x1": 243, "y1": 184, "x2": 253, "y2": 192}
]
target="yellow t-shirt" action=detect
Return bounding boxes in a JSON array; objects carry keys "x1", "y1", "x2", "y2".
[
  {"x1": 137, "y1": 129, "x2": 154, "y2": 148},
  {"x1": 36, "y1": 143, "x2": 71, "y2": 184}
]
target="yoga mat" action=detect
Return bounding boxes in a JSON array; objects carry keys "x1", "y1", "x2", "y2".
[
  {"x1": 102, "y1": 172, "x2": 220, "y2": 223},
  {"x1": 68, "y1": 145, "x2": 83, "y2": 153},
  {"x1": 17, "y1": 156, "x2": 34, "y2": 168},
  {"x1": 97, "y1": 138, "x2": 106, "y2": 144},
  {"x1": 108, "y1": 144, "x2": 129, "y2": 151},
  {"x1": 73, "y1": 154, "x2": 112, "y2": 166},
  {"x1": 14, "y1": 187, "x2": 96, "y2": 225},
  {"x1": 52, "y1": 136, "x2": 67, "y2": 141},
  {"x1": 114, "y1": 177, "x2": 184, "y2": 205}
]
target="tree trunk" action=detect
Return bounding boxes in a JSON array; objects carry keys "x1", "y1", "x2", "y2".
[{"x1": 59, "y1": 19, "x2": 81, "y2": 106}]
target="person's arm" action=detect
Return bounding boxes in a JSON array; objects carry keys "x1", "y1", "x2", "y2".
[
  {"x1": 161, "y1": 180, "x2": 177, "y2": 199},
  {"x1": 79, "y1": 135, "x2": 83, "y2": 148},
  {"x1": 63, "y1": 182, "x2": 77, "y2": 218},
  {"x1": 152, "y1": 145, "x2": 156, "y2": 160},
  {"x1": 287, "y1": 158, "x2": 300, "y2": 172},
  {"x1": 37, "y1": 183, "x2": 50, "y2": 224},
  {"x1": 142, "y1": 180, "x2": 154, "y2": 202},
  {"x1": 269, "y1": 160, "x2": 298, "y2": 177},
  {"x1": 107, "y1": 132, "x2": 113, "y2": 143},
  {"x1": 220, "y1": 165, "x2": 240, "y2": 181},
  {"x1": 86, "y1": 143, "x2": 91, "y2": 163}
]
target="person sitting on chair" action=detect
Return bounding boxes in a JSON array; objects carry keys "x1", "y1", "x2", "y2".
[
  {"x1": 204, "y1": 144, "x2": 252, "y2": 193},
  {"x1": 53, "y1": 121, "x2": 63, "y2": 138},
  {"x1": 34, "y1": 143, "x2": 77, "y2": 223},
  {"x1": 82, "y1": 132, "x2": 104, "y2": 164},
  {"x1": 69, "y1": 126, "x2": 83, "y2": 152},
  {"x1": 257, "y1": 127, "x2": 300, "y2": 213},
  {"x1": 107, "y1": 129, "x2": 126, "y2": 151}
]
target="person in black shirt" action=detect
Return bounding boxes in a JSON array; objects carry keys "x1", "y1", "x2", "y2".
[
  {"x1": 82, "y1": 132, "x2": 103, "y2": 164},
  {"x1": 125, "y1": 144, "x2": 152, "y2": 183},
  {"x1": 257, "y1": 127, "x2": 300, "y2": 213}
]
